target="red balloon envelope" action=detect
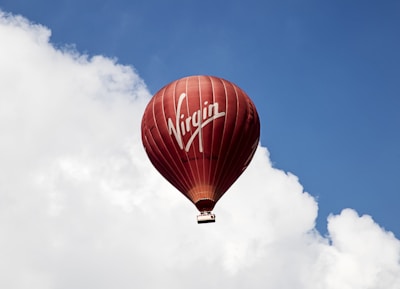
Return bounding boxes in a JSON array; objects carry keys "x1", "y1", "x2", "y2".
[{"x1": 141, "y1": 75, "x2": 260, "y2": 221}]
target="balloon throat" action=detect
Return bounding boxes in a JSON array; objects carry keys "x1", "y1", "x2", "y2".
[{"x1": 167, "y1": 93, "x2": 225, "y2": 153}]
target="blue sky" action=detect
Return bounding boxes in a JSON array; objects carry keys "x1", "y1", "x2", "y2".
[{"x1": 1, "y1": 0, "x2": 399, "y2": 238}]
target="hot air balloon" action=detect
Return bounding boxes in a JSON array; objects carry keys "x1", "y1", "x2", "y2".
[{"x1": 141, "y1": 75, "x2": 260, "y2": 223}]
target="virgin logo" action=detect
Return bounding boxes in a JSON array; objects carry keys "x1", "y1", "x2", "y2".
[{"x1": 168, "y1": 93, "x2": 226, "y2": 153}]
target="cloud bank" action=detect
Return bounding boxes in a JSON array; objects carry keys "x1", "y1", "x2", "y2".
[{"x1": 0, "y1": 11, "x2": 399, "y2": 289}]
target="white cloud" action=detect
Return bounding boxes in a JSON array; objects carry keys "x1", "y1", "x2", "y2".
[{"x1": 0, "y1": 11, "x2": 399, "y2": 289}]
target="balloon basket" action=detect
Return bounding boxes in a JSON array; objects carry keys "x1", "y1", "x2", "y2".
[{"x1": 197, "y1": 212, "x2": 216, "y2": 224}]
